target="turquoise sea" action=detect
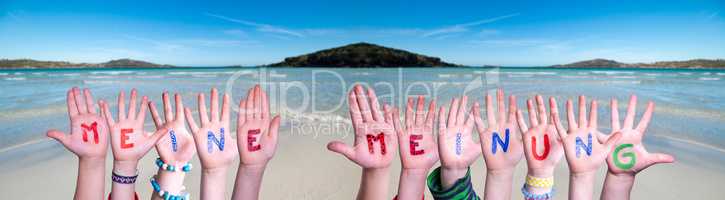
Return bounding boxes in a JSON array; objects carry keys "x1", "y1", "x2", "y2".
[{"x1": 0, "y1": 67, "x2": 724, "y2": 169}]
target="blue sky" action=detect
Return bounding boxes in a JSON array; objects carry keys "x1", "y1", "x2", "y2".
[{"x1": 1, "y1": 0, "x2": 723, "y2": 66}]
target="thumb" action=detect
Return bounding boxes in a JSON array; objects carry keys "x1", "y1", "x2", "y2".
[
  {"x1": 327, "y1": 141, "x2": 355, "y2": 160},
  {"x1": 603, "y1": 132, "x2": 623, "y2": 152},
  {"x1": 47, "y1": 129, "x2": 68, "y2": 146},
  {"x1": 649, "y1": 153, "x2": 675, "y2": 165},
  {"x1": 150, "y1": 128, "x2": 168, "y2": 146},
  {"x1": 267, "y1": 115, "x2": 281, "y2": 140}
]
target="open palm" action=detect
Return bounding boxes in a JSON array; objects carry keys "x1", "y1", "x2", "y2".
[
  {"x1": 516, "y1": 95, "x2": 564, "y2": 176},
  {"x1": 186, "y1": 88, "x2": 238, "y2": 169},
  {"x1": 102, "y1": 89, "x2": 165, "y2": 162},
  {"x1": 237, "y1": 85, "x2": 281, "y2": 167},
  {"x1": 149, "y1": 92, "x2": 196, "y2": 165},
  {"x1": 47, "y1": 87, "x2": 109, "y2": 159},
  {"x1": 393, "y1": 96, "x2": 438, "y2": 170},
  {"x1": 474, "y1": 89, "x2": 523, "y2": 171},
  {"x1": 438, "y1": 96, "x2": 480, "y2": 169},
  {"x1": 603, "y1": 95, "x2": 674, "y2": 175},
  {"x1": 328, "y1": 85, "x2": 397, "y2": 169}
]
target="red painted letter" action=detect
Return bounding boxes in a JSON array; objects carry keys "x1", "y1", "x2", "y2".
[
  {"x1": 409, "y1": 134, "x2": 424, "y2": 155},
  {"x1": 81, "y1": 122, "x2": 99, "y2": 144},
  {"x1": 531, "y1": 134, "x2": 551, "y2": 160},
  {"x1": 120, "y1": 128, "x2": 134, "y2": 149},
  {"x1": 366, "y1": 133, "x2": 387, "y2": 155},
  {"x1": 247, "y1": 129, "x2": 261, "y2": 151}
]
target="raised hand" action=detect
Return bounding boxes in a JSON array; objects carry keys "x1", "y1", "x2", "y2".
[
  {"x1": 604, "y1": 95, "x2": 674, "y2": 175},
  {"x1": 185, "y1": 88, "x2": 238, "y2": 169},
  {"x1": 237, "y1": 85, "x2": 280, "y2": 167},
  {"x1": 394, "y1": 96, "x2": 439, "y2": 170},
  {"x1": 102, "y1": 89, "x2": 165, "y2": 163},
  {"x1": 473, "y1": 89, "x2": 523, "y2": 171},
  {"x1": 551, "y1": 96, "x2": 621, "y2": 173},
  {"x1": 47, "y1": 87, "x2": 109, "y2": 159},
  {"x1": 516, "y1": 95, "x2": 564, "y2": 177},
  {"x1": 437, "y1": 95, "x2": 481, "y2": 188},
  {"x1": 149, "y1": 92, "x2": 196, "y2": 165}
]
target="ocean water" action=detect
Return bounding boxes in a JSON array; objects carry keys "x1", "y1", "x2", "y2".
[{"x1": 0, "y1": 67, "x2": 724, "y2": 167}]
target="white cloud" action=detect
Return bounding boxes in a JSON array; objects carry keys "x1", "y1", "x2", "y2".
[
  {"x1": 205, "y1": 13, "x2": 304, "y2": 38},
  {"x1": 422, "y1": 13, "x2": 519, "y2": 38}
]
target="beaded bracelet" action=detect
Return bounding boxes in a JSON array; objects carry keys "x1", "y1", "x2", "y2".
[
  {"x1": 155, "y1": 158, "x2": 192, "y2": 172},
  {"x1": 525, "y1": 175, "x2": 554, "y2": 188},
  {"x1": 150, "y1": 177, "x2": 190, "y2": 200},
  {"x1": 112, "y1": 171, "x2": 138, "y2": 184},
  {"x1": 521, "y1": 183, "x2": 555, "y2": 200}
]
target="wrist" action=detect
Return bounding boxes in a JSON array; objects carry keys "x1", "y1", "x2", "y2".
[
  {"x1": 79, "y1": 156, "x2": 106, "y2": 169},
  {"x1": 202, "y1": 167, "x2": 229, "y2": 177},
  {"x1": 527, "y1": 168, "x2": 554, "y2": 177},
  {"x1": 113, "y1": 160, "x2": 139, "y2": 176},
  {"x1": 156, "y1": 170, "x2": 187, "y2": 194}
]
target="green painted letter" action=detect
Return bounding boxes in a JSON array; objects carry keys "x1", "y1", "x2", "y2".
[{"x1": 613, "y1": 143, "x2": 636, "y2": 170}]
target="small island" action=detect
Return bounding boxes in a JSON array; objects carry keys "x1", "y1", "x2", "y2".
[
  {"x1": 552, "y1": 58, "x2": 725, "y2": 69},
  {"x1": 0, "y1": 58, "x2": 175, "y2": 69},
  {"x1": 268, "y1": 42, "x2": 459, "y2": 67}
]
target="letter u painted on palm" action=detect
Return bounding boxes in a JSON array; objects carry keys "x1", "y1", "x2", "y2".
[
  {"x1": 492, "y1": 129, "x2": 511, "y2": 154},
  {"x1": 531, "y1": 134, "x2": 551, "y2": 160},
  {"x1": 575, "y1": 133, "x2": 593, "y2": 158},
  {"x1": 366, "y1": 133, "x2": 387, "y2": 155}
]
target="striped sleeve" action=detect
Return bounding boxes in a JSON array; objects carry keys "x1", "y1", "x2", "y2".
[{"x1": 426, "y1": 167, "x2": 480, "y2": 200}]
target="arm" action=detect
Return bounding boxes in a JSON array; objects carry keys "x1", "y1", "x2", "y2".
[
  {"x1": 184, "y1": 88, "x2": 238, "y2": 200},
  {"x1": 435, "y1": 95, "x2": 482, "y2": 197},
  {"x1": 473, "y1": 89, "x2": 523, "y2": 200},
  {"x1": 232, "y1": 85, "x2": 281, "y2": 200},
  {"x1": 394, "y1": 96, "x2": 439, "y2": 199},
  {"x1": 46, "y1": 87, "x2": 109, "y2": 200},
  {"x1": 326, "y1": 85, "x2": 397, "y2": 200},
  {"x1": 600, "y1": 96, "x2": 675, "y2": 200}
]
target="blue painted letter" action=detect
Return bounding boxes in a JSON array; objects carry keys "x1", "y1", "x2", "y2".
[
  {"x1": 207, "y1": 128, "x2": 226, "y2": 153},
  {"x1": 492, "y1": 129, "x2": 511, "y2": 154},
  {"x1": 575, "y1": 133, "x2": 593, "y2": 157}
]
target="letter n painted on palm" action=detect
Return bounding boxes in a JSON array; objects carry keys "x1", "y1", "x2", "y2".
[
  {"x1": 409, "y1": 134, "x2": 424, "y2": 155},
  {"x1": 366, "y1": 133, "x2": 387, "y2": 155},
  {"x1": 531, "y1": 134, "x2": 551, "y2": 160},
  {"x1": 207, "y1": 128, "x2": 226, "y2": 153},
  {"x1": 492, "y1": 129, "x2": 510, "y2": 154},
  {"x1": 81, "y1": 122, "x2": 99, "y2": 144},
  {"x1": 575, "y1": 133, "x2": 593, "y2": 158},
  {"x1": 247, "y1": 129, "x2": 261, "y2": 151},
  {"x1": 613, "y1": 143, "x2": 636, "y2": 170}
]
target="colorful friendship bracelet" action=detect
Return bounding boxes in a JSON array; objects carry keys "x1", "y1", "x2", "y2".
[
  {"x1": 155, "y1": 158, "x2": 192, "y2": 172},
  {"x1": 150, "y1": 177, "x2": 190, "y2": 200},
  {"x1": 525, "y1": 175, "x2": 554, "y2": 188},
  {"x1": 521, "y1": 183, "x2": 555, "y2": 200},
  {"x1": 111, "y1": 171, "x2": 138, "y2": 184}
]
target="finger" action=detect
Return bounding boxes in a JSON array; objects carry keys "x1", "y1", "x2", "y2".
[
  {"x1": 83, "y1": 88, "x2": 97, "y2": 114},
  {"x1": 516, "y1": 110, "x2": 528, "y2": 133},
  {"x1": 649, "y1": 153, "x2": 675, "y2": 164},
  {"x1": 589, "y1": 99, "x2": 598, "y2": 129},
  {"x1": 635, "y1": 101, "x2": 655, "y2": 134},
  {"x1": 245, "y1": 87, "x2": 254, "y2": 120},
  {"x1": 367, "y1": 87, "x2": 384, "y2": 122},
  {"x1": 447, "y1": 98, "x2": 459, "y2": 127},
  {"x1": 497, "y1": 89, "x2": 506, "y2": 124},
  {"x1": 438, "y1": 107, "x2": 447, "y2": 134},
  {"x1": 196, "y1": 93, "x2": 209, "y2": 126},
  {"x1": 464, "y1": 110, "x2": 475, "y2": 133},
  {"x1": 603, "y1": 132, "x2": 622, "y2": 151},
  {"x1": 355, "y1": 85, "x2": 374, "y2": 123},
  {"x1": 457, "y1": 96, "x2": 468, "y2": 125},
  {"x1": 348, "y1": 91, "x2": 364, "y2": 127},
  {"x1": 254, "y1": 85, "x2": 261, "y2": 119},
  {"x1": 100, "y1": 100, "x2": 116, "y2": 127},
  {"x1": 174, "y1": 93, "x2": 184, "y2": 121},
  {"x1": 536, "y1": 95, "x2": 547, "y2": 125},
  {"x1": 162, "y1": 92, "x2": 173, "y2": 122},
  {"x1": 128, "y1": 89, "x2": 138, "y2": 119},
  {"x1": 507, "y1": 95, "x2": 517, "y2": 124},
  {"x1": 392, "y1": 107, "x2": 403, "y2": 133},
  {"x1": 66, "y1": 88, "x2": 79, "y2": 117},
  {"x1": 118, "y1": 90, "x2": 127, "y2": 120},
  {"x1": 578, "y1": 95, "x2": 587, "y2": 128},
  {"x1": 149, "y1": 101, "x2": 163, "y2": 128},
  {"x1": 267, "y1": 115, "x2": 280, "y2": 139},
  {"x1": 210, "y1": 88, "x2": 219, "y2": 122},
  {"x1": 405, "y1": 97, "x2": 414, "y2": 129},
  {"x1": 566, "y1": 99, "x2": 577, "y2": 130},
  {"x1": 137, "y1": 96, "x2": 149, "y2": 122},
  {"x1": 383, "y1": 104, "x2": 392, "y2": 124},
  {"x1": 415, "y1": 96, "x2": 425, "y2": 126},
  {"x1": 526, "y1": 99, "x2": 538, "y2": 126},
  {"x1": 611, "y1": 98, "x2": 621, "y2": 131},
  {"x1": 238, "y1": 99, "x2": 247, "y2": 126},
  {"x1": 623, "y1": 95, "x2": 637, "y2": 130},
  {"x1": 73, "y1": 87, "x2": 87, "y2": 114},
  {"x1": 425, "y1": 100, "x2": 436, "y2": 128},
  {"x1": 261, "y1": 87, "x2": 270, "y2": 120},
  {"x1": 486, "y1": 93, "x2": 497, "y2": 127},
  {"x1": 221, "y1": 93, "x2": 230, "y2": 123},
  {"x1": 327, "y1": 141, "x2": 355, "y2": 160},
  {"x1": 596, "y1": 132, "x2": 609, "y2": 144},
  {"x1": 184, "y1": 108, "x2": 199, "y2": 133},
  {"x1": 144, "y1": 128, "x2": 168, "y2": 152},
  {"x1": 46, "y1": 130, "x2": 68, "y2": 146},
  {"x1": 550, "y1": 97, "x2": 566, "y2": 139},
  {"x1": 473, "y1": 102, "x2": 486, "y2": 134}
]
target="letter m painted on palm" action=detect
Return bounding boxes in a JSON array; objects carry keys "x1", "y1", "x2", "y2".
[
  {"x1": 366, "y1": 133, "x2": 387, "y2": 155},
  {"x1": 81, "y1": 122, "x2": 99, "y2": 144},
  {"x1": 575, "y1": 133, "x2": 593, "y2": 157},
  {"x1": 492, "y1": 129, "x2": 510, "y2": 154}
]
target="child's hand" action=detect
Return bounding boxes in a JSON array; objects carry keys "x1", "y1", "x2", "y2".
[
  {"x1": 237, "y1": 85, "x2": 280, "y2": 167},
  {"x1": 604, "y1": 95, "x2": 674, "y2": 175},
  {"x1": 438, "y1": 96, "x2": 480, "y2": 170},
  {"x1": 551, "y1": 96, "x2": 622, "y2": 174},
  {"x1": 393, "y1": 96, "x2": 439, "y2": 171},
  {"x1": 327, "y1": 85, "x2": 397, "y2": 169},
  {"x1": 185, "y1": 88, "x2": 238, "y2": 170},
  {"x1": 473, "y1": 89, "x2": 523, "y2": 172},
  {"x1": 47, "y1": 87, "x2": 109, "y2": 159},
  {"x1": 149, "y1": 92, "x2": 196, "y2": 165},
  {"x1": 102, "y1": 89, "x2": 165, "y2": 163},
  {"x1": 516, "y1": 95, "x2": 564, "y2": 176}
]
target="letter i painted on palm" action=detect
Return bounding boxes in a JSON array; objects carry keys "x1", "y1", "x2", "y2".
[
  {"x1": 455, "y1": 132, "x2": 463, "y2": 155},
  {"x1": 207, "y1": 128, "x2": 225, "y2": 153},
  {"x1": 492, "y1": 129, "x2": 510, "y2": 154},
  {"x1": 169, "y1": 130, "x2": 178, "y2": 152},
  {"x1": 575, "y1": 133, "x2": 593, "y2": 158}
]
